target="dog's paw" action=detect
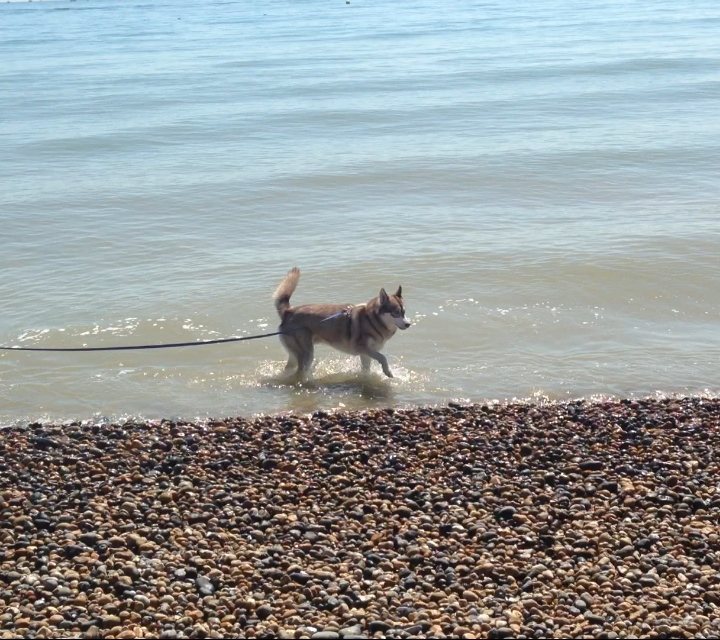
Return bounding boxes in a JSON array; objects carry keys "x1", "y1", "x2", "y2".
[{"x1": 383, "y1": 369, "x2": 394, "y2": 378}]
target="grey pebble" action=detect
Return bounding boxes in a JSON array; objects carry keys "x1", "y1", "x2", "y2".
[
  {"x1": 368, "y1": 620, "x2": 392, "y2": 633},
  {"x1": 196, "y1": 575, "x2": 215, "y2": 596}
]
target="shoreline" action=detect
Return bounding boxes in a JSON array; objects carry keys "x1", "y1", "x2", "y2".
[{"x1": 1, "y1": 397, "x2": 718, "y2": 639}]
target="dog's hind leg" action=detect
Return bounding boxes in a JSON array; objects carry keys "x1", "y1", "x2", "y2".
[
  {"x1": 279, "y1": 334, "x2": 300, "y2": 374},
  {"x1": 294, "y1": 331, "x2": 315, "y2": 380},
  {"x1": 284, "y1": 353, "x2": 298, "y2": 373},
  {"x1": 298, "y1": 346, "x2": 314, "y2": 378},
  {"x1": 360, "y1": 354, "x2": 372, "y2": 373}
]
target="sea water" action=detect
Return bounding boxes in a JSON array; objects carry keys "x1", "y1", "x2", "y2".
[{"x1": 1, "y1": 0, "x2": 719, "y2": 424}]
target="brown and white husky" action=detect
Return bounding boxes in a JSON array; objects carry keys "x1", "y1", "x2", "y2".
[{"x1": 273, "y1": 267, "x2": 410, "y2": 379}]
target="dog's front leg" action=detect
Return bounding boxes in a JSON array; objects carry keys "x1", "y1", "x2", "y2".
[{"x1": 364, "y1": 350, "x2": 393, "y2": 378}]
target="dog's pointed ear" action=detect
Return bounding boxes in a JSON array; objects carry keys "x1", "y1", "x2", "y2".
[
  {"x1": 379, "y1": 288, "x2": 389, "y2": 305},
  {"x1": 395, "y1": 285, "x2": 402, "y2": 298}
]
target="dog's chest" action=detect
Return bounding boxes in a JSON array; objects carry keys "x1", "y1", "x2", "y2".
[{"x1": 365, "y1": 335, "x2": 386, "y2": 351}]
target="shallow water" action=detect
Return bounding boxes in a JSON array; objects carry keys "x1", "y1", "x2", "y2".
[{"x1": 1, "y1": 0, "x2": 719, "y2": 424}]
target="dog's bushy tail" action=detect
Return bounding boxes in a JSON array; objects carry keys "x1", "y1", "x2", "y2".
[{"x1": 273, "y1": 267, "x2": 300, "y2": 318}]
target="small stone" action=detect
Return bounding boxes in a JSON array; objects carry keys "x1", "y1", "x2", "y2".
[
  {"x1": 368, "y1": 620, "x2": 391, "y2": 634},
  {"x1": 584, "y1": 612, "x2": 606, "y2": 625},
  {"x1": 289, "y1": 571, "x2": 311, "y2": 584},
  {"x1": 196, "y1": 575, "x2": 215, "y2": 596},
  {"x1": 101, "y1": 615, "x2": 122, "y2": 627},
  {"x1": 495, "y1": 506, "x2": 516, "y2": 520},
  {"x1": 32, "y1": 436, "x2": 57, "y2": 450},
  {"x1": 489, "y1": 628, "x2": 515, "y2": 639},
  {"x1": 462, "y1": 589, "x2": 480, "y2": 602},
  {"x1": 63, "y1": 544, "x2": 86, "y2": 558},
  {"x1": 638, "y1": 575, "x2": 658, "y2": 587},
  {"x1": 256, "y1": 604, "x2": 272, "y2": 619},
  {"x1": 79, "y1": 532, "x2": 100, "y2": 546},
  {"x1": 339, "y1": 624, "x2": 363, "y2": 638}
]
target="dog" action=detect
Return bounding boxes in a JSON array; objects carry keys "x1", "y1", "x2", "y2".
[{"x1": 273, "y1": 267, "x2": 410, "y2": 379}]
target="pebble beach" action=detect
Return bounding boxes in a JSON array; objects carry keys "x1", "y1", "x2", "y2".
[{"x1": 1, "y1": 397, "x2": 719, "y2": 639}]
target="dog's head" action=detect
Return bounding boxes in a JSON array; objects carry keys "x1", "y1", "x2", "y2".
[{"x1": 379, "y1": 286, "x2": 411, "y2": 330}]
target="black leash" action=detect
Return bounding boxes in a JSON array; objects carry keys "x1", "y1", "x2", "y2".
[
  {"x1": 0, "y1": 331, "x2": 283, "y2": 352},
  {"x1": 0, "y1": 309, "x2": 354, "y2": 353}
]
